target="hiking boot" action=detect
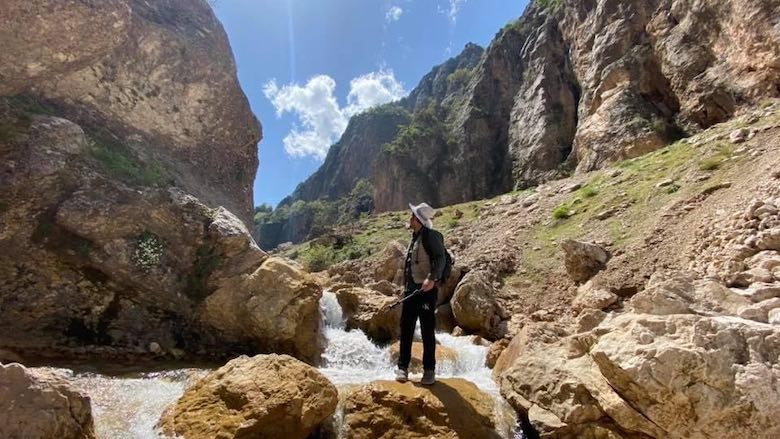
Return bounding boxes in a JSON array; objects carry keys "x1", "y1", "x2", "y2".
[
  {"x1": 421, "y1": 369, "x2": 435, "y2": 385},
  {"x1": 394, "y1": 368, "x2": 408, "y2": 383}
]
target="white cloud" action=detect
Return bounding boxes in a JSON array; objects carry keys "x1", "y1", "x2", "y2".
[
  {"x1": 345, "y1": 70, "x2": 406, "y2": 116},
  {"x1": 264, "y1": 70, "x2": 407, "y2": 160},
  {"x1": 385, "y1": 5, "x2": 403, "y2": 23},
  {"x1": 439, "y1": 0, "x2": 466, "y2": 24}
]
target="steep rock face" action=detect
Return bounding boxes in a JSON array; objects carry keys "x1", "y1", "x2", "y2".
[
  {"x1": 508, "y1": 13, "x2": 580, "y2": 187},
  {"x1": 0, "y1": 1, "x2": 321, "y2": 362},
  {"x1": 0, "y1": 114, "x2": 319, "y2": 361},
  {"x1": 0, "y1": 0, "x2": 132, "y2": 96},
  {"x1": 291, "y1": 108, "x2": 411, "y2": 203},
  {"x1": 1, "y1": 0, "x2": 260, "y2": 222}
]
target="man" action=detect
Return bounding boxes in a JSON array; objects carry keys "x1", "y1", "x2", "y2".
[{"x1": 395, "y1": 202, "x2": 446, "y2": 385}]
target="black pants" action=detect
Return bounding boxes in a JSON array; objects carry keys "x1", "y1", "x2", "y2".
[{"x1": 397, "y1": 284, "x2": 437, "y2": 371}]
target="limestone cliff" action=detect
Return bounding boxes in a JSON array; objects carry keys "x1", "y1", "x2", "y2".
[
  {"x1": 0, "y1": 1, "x2": 324, "y2": 363},
  {"x1": 0, "y1": 0, "x2": 260, "y2": 222}
]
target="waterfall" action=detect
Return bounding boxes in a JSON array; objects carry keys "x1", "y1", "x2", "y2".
[{"x1": 318, "y1": 291, "x2": 521, "y2": 438}]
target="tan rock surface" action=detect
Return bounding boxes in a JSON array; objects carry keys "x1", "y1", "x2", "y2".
[
  {"x1": 159, "y1": 354, "x2": 337, "y2": 439},
  {"x1": 0, "y1": 363, "x2": 96, "y2": 439},
  {"x1": 342, "y1": 379, "x2": 510, "y2": 439},
  {"x1": 199, "y1": 257, "x2": 323, "y2": 363},
  {"x1": 451, "y1": 271, "x2": 505, "y2": 339}
]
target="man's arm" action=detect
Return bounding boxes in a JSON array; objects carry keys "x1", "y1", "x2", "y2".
[{"x1": 422, "y1": 229, "x2": 446, "y2": 283}]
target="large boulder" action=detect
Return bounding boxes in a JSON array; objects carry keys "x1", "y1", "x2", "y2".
[
  {"x1": 159, "y1": 354, "x2": 338, "y2": 439},
  {"x1": 335, "y1": 287, "x2": 401, "y2": 342},
  {"x1": 450, "y1": 272, "x2": 505, "y2": 339},
  {"x1": 0, "y1": 0, "x2": 261, "y2": 360},
  {"x1": 0, "y1": 363, "x2": 96, "y2": 439},
  {"x1": 560, "y1": 240, "x2": 610, "y2": 283},
  {"x1": 437, "y1": 265, "x2": 465, "y2": 306},
  {"x1": 497, "y1": 275, "x2": 780, "y2": 438},
  {"x1": 199, "y1": 257, "x2": 323, "y2": 363},
  {"x1": 342, "y1": 379, "x2": 514, "y2": 439},
  {"x1": 373, "y1": 240, "x2": 406, "y2": 284}
]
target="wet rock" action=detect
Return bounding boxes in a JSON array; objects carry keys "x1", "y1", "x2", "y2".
[
  {"x1": 435, "y1": 303, "x2": 457, "y2": 333},
  {"x1": 388, "y1": 342, "x2": 458, "y2": 373},
  {"x1": 336, "y1": 287, "x2": 401, "y2": 342},
  {"x1": 159, "y1": 354, "x2": 337, "y2": 439},
  {"x1": 0, "y1": 363, "x2": 95, "y2": 439},
  {"x1": 486, "y1": 338, "x2": 511, "y2": 369}
]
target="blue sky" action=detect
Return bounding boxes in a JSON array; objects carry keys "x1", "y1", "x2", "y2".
[{"x1": 213, "y1": 0, "x2": 529, "y2": 208}]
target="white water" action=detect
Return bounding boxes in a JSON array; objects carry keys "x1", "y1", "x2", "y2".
[{"x1": 34, "y1": 291, "x2": 520, "y2": 438}]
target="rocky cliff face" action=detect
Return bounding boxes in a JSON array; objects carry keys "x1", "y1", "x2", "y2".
[
  {"x1": 260, "y1": 0, "x2": 779, "y2": 247},
  {"x1": 0, "y1": 0, "x2": 260, "y2": 222},
  {"x1": 0, "y1": 1, "x2": 325, "y2": 363}
]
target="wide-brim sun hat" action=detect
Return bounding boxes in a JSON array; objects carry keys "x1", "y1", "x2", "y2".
[{"x1": 409, "y1": 202, "x2": 435, "y2": 229}]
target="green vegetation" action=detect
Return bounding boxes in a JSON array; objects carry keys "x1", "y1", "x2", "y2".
[
  {"x1": 536, "y1": 0, "x2": 562, "y2": 11},
  {"x1": 382, "y1": 101, "x2": 452, "y2": 156},
  {"x1": 581, "y1": 185, "x2": 599, "y2": 198},
  {"x1": 447, "y1": 68, "x2": 473, "y2": 88},
  {"x1": 87, "y1": 133, "x2": 169, "y2": 187},
  {"x1": 552, "y1": 204, "x2": 573, "y2": 219},
  {"x1": 299, "y1": 243, "x2": 339, "y2": 272},
  {"x1": 698, "y1": 142, "x2": 734, "y2": 171},
  {"x1": 364, "y1": 103, "x2": 411, "y2": 119},
  {"x1": 254, "y1": 179, "x2": 375, "y2": 250},
  {"x1": 0, "y1": 120, "x2": 24, "y2": 142},
  {"x1": 131, "y1": 232, "x2": 164, "y2": 272}
]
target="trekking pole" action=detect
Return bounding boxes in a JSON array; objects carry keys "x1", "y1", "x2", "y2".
[{"x1": 389, "y1": 289, "x2": 422, "y2": 309}]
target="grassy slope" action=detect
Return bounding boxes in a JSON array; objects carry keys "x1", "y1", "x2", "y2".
[{"x1": 280, "y1": 102, "x2": 780, "y2": 305}]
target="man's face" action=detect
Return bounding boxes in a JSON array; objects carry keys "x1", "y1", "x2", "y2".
[{"x1": 408, "y1": 212, "x2": 418, "y2": 229}]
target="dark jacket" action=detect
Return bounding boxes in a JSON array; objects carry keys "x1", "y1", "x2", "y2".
[{"x1": 405, "y1": 226, "x2": 446, "y2": 284}]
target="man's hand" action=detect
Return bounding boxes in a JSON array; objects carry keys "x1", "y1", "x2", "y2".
[{"x1": 422, "y1": 279, "x2": 435, "y2": 292}]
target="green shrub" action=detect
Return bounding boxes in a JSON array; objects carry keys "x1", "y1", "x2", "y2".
[
  {"x1": 132, "y1": 232, "x2": 164, "y2": 272},
  {"x1": 88, "y1": 135, "x2": 168, "y2": 187},
  {"x1": 581, "y1": 186, "x2": 599, "y2": 198},
  {"x1": 698, "y1": 157, "x2": 722, "y2": 171},
  {"x1": 447, "y1": 68, "x2": 473, "y2": 88},
  {"x1": 552, "y1": 205, "x2": 573, "y2": 219},
  {"x1": 448, "y1": 218, "x2": 460, "y2": 228},
  {"x1": 300, "y1": 244, "x2": 338, "y2": 272},
  {"x1": 537, "y1": 0, "x2": 562, "y2": 11}
]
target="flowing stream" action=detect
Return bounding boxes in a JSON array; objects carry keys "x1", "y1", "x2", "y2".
[{"x1": 35, "y1": 291, "x2": 521, "y2": 438}]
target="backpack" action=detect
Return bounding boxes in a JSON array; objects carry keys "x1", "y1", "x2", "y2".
[{"x1": 421, "y1": 228, "x2": 454, "y2": 283}]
